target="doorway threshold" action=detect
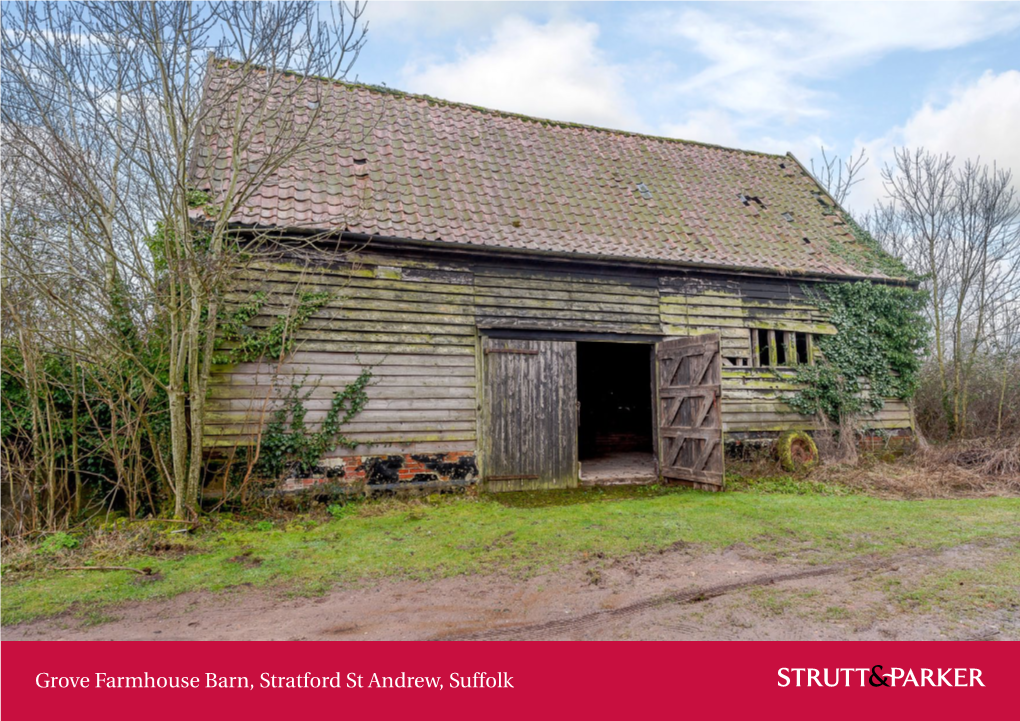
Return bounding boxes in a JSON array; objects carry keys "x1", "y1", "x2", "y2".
[{"x1": 579, "y1": 452, "x2": 657, "y2": 486}]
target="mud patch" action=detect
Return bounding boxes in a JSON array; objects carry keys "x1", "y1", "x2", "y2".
[
  {"x1": 150, "y1": 542, "x2": 201, "y2": 558},
  {"x1": 131, "y1": 572, "x2": 164, "y2": 586},
  {"x1": 6, "y1": 542, "x2": 1017, "y2": 641},
  {"x1": 226, "y1": 551, "x2": 263, "y2": 568}
]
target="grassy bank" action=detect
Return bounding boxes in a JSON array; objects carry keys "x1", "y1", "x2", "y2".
[{"x1": 3, "y1": 481, "x2": 1019, "y2": 626}]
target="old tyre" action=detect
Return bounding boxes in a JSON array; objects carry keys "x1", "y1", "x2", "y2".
[{"x1": 775, "y1": 430, "x2": 819, "y2": 472}]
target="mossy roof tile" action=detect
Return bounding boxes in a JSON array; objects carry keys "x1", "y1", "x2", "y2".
[{"x1": 192, "y1": 64, "x2": 907, "y2": 280}]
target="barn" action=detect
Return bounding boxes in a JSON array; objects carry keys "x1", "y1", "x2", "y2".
[{"x1": 192, "y1": 66, "x2": 914, "y2": 494}]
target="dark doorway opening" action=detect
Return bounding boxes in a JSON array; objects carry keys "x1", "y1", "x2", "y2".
[{"x1": 576, "y1": 342, "x2": 656, "y2": 484}]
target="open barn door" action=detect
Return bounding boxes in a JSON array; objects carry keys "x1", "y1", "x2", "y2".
[
  {"x1": 656, "y1": 333, "x2": 724, "y2": 489},
  {"x1": 482, "y1": 337, "x2": 578, "y2": 491}
]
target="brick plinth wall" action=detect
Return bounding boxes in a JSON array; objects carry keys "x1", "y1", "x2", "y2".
[{"x1": 281, "y1": 451, "x2": 478, "y2": 494}]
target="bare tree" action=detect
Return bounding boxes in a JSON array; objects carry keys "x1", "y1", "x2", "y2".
[
  {"x1": 880, "y1": 148, "x2": 1020, "y2": 438},
  {"x1": 811, "y1": 147, "x2": 868, "y2": 206},
  {"x1": 2, "y1": 1, "x2": 368, "y2": 520},
  {"x1": 987, "y1": 300, "x2": 1020, "y2": 437},
  {"x1": 810, "y1": 145, "x2": 1020, "y2": 442}
]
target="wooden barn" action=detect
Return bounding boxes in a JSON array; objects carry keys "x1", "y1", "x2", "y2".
[{"x1": 192, "y1": 67, "x2": 914, "y2": 494}]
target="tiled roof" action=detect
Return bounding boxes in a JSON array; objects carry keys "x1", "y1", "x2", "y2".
[{"x1": 191, "y1": 65, "x2": 906, "y2": 280}]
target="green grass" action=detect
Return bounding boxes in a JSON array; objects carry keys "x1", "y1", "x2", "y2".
[{"x1": 3, "y1": 484, "x2": 1019, "y2": 626}]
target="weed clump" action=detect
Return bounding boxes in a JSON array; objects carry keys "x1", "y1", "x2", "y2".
[
  {"x1": 725, "y1": 474, "x2": 855, "y2": 496},
  {"x1": 36, "y1": 532, "x2": 80, "y2": 554}
]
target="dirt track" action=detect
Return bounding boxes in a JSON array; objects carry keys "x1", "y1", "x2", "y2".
[{"x1": 6, "y1": 542, "x2": 1015, "y2": 641}]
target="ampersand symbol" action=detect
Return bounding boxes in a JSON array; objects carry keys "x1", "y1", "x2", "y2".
[{"x1": 869, "y1": 665, "x2": 890, "y2": 687}]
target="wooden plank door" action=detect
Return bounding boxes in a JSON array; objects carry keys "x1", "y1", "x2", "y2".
[
  {"x1": 656, "y1": 333, "x2": 724, "y2": 489},
  {"x1": 482, "y1": 337, "x2": 578, "y2": 491}
]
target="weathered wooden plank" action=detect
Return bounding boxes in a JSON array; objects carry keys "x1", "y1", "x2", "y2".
[
  {"x1": 721, "y1": 400, "x2": 911, "y2": 418},
  {"x1": 478, "y1": 307, "x2": 660, "y2": 325},
  {"x1": 723, "y1": 389, "x2": 799, "y2": 401},
  {"x1": 208, "y1": 385, "x2": 476, "y2": 400},
  {"x1": 240, "y1": 317, "x2": 477, "y2": 336},
  {"x1": 474, "y1": 272, "x2": 658, "y2": 296},
  {"x1": 722, "y1": 420, "x2": 815, "y2": 432},
  {"x1": 216, "y1": 351, "x2": 477, "y2": 367},
  {"x1": 476, "y1": 302, "x2": 659, "y2": 321},
  {"x1": 220, "y1": 327, "x2": 477, "y2": 344},
  {"x1": 722, "y1": 410, "x2": 911, "y2": 424},
  {"x1": 660, "y1": 467, "x2": 724, "y2": 486},
  {"x1": 204, "y1": 430, "x2": 477, "y2": 446},
  {"x1": 476, "y1": 288, "x2": 659, "y2": 310},
  {"x1": 477, "y1": 277, "x2": 659, "y2": 298},
  {"x1": 204, "y1": 421, "x2": 477, "y2": 435},
  {"x1": 322, "y1": 440, "x2": 476, "y2": 456},
  {"x1": 660, "y1": 428, "x2": 721, "y2": 440},
  {"x1": 724, "y1": 418, "x2": 911, "y2": 432},
  {"x1": 478, "y1": 319, "x2": 662, "y2": 335},
  {"x1": 221, "y1": 339, "x2": 475, "y2": 357},
  {"x1": 664, "y1": 330, "x2": 751, "y2": 347},
  {"x1": 661, "y1": 299, "x2": 825, "y2": 318},
  {"x1": 230, "y1": 278, "x2": 477, "y2": 305},
  {"x1": 208, "y1": 397, "x2": 477, "y2": 412},
  {"x1": 223, "y1": 298, "x2": 480, "y2": 323},
  {"x1": 659, "y1": 276, "x2": 812, "y2": 298},
  {"x1": 660, "y1": 294, "x2": 821, "y2": 312},
  {"x1": 661, "y1": 314, "x2": 836, "y2": 333},
  {"x1": 208, "y1": 374, "x2": 477, "y2": 388},
  {"x1": 234, "y1": 269, "x2": 477, "y2": 296},
  {"x1": 206, "y1": 408, "x2": 476, "y2": 424},
  {"x1": 212, "y1": 363, "x2": 477, "y2": 378}
]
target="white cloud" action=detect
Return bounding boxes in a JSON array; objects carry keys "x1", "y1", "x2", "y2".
[
  {"x1": 643, "y1": 3, "x2": 1020, "y2": 123},
  {"x1": 787, "y1": 2, "x2": 1020, "y2": 58},
  {"x1": 660, "y1": 108, "x2": 743, "y2": 148},
  {"x1": 660, "y1": 110, "x2": 829, "y2": 160},
  {"x1": 365, "y1": 2, "x2": 533, "y2": 38},
  {"x1": 852, "y1": 70, "x2": 1020, "y2": 211},
  {"x1": 757, "y1": 134, "x2": 828, "y2": 165},
  {"x1": 400, "y1": 16, "x2": 640, "y2": 129}
]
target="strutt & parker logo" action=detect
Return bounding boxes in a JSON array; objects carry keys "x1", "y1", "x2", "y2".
[{"x1": 777, "y1": 666, "x2": 985, "y2": 688}]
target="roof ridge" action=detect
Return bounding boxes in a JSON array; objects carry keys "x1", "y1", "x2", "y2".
[{"x1": 217, "y1": 57, "x2": 789, "y2": 160}]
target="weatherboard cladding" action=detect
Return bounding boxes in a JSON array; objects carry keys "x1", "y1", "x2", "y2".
[
  {"x1": 204, "y1": 253, "x2": 912, "y2": 464},
  {"x1": 191, "y1": 65, "x2": 902, "y2": 280}
]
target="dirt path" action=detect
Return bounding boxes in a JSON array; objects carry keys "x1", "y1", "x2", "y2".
[{"x1": 6, "y1": 542, "x2": 1015, "y2": 641}]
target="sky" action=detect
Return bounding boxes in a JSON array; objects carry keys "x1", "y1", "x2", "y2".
[{"x1": 345, "y1": 1, "x2": 1020, "y2": 213}]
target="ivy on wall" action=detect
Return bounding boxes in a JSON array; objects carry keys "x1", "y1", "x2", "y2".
[
  {"x1": 214, "y1": 288, "x2": 373, "y2": 481},
  {"x1": 790, "y1": 281, "x2": 928, "y2": 423},
  {"x1": 215, "y1": 290, "x2": 332, "y2": 364},
  {"x1": 255, "y1": 371, "x2": 371, "y2": 479}
]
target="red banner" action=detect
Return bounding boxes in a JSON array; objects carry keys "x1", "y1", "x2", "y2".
[{"x1": 2, "y1": 641, "x2": 1014, "y2": 719}]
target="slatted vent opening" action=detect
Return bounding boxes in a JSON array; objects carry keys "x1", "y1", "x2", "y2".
[{"x1": 750, "y1": 328, "x2": 815, "y2": 368}]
